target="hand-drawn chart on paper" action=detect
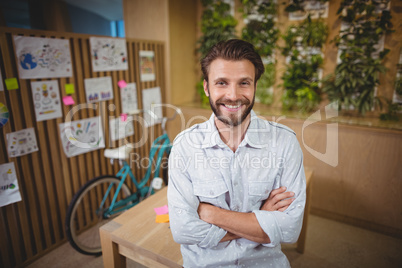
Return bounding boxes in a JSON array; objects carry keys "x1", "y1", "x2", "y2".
[
  {"x1": 84, "y1": 76, "x2": 114, "y2": 103},
  {"x1": 90, "y1": 37, "x2": 128, "y2": 72},
  {"x1": 109, "y1": 116, "x2": 134, "y2": 141},
  {"x1": 121, "y1": 83, "x2": 138, "y2": 114},
  {"x1": 59, "y1": 116, "x2": 105, "y2": 157},
  {"x1": 13, "y1": 36, "x2": 72, "y2": 79},
  {"x1": 31, "y1": 80, "x2": 62, "y2": 121},
  {"x1": 139, "y1": 51, "x2": 156, "y2": 82},
  {"x1": 0, "y1": 162, "x2": 22, "y2": 207},
  {"x1": 6, "y1": 128, "x2": 39, "y2": 158},
  {"x1": 142, "y1": 87, "x2": 162, "y2": 127}
]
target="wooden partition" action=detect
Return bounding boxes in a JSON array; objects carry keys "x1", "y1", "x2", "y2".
[{"x1": 0, "y1": 27, "x2": 166, "y2": 267}]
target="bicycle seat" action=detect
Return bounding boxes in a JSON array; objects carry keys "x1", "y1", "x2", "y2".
[{"x1": 104, "y1": 144, "x2": 134, "y2": 160}]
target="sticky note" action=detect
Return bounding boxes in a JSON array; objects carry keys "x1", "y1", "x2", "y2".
[
  {"x1": 120, "y1": 113, "x2": 127, "y2": 122},
  {"x1": 5, "y1": 78, "x2": 19, "y2": 90},
  {"x1": 154, "y1": 205, "x2": 169, "y2": 215},
  {"x1": 155, "y1": 214, "x2": 169, "y2": 223},
  {"x1": 118, "y1": 80, "x2": 127, "y2": 88},
  {"x1": 65, "y1": 83, "x2": 75, "y2": 94},
  {"x1": 63, "y1": 96, "x2": 75, "y2": 105}
]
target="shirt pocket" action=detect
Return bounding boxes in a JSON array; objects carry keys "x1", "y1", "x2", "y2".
[
  {"x1": 248, "y1": 181, "x2": 272, "y2": 207},
  {"x1": 193, "y1": 179, "x2": 228, "y2": 207}
]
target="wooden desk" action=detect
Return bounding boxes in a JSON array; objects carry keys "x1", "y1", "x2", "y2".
[
  {"x1": 100, "y1": 168, "x2": 313, "y2": 267},
  {"x1": 100, "y1": 187, "x2": 182, "y2": 268}
]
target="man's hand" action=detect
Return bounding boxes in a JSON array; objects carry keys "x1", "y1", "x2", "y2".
[
  {"x1": 198, "y1": 202, "x2": 218, "y2": 223},
  {"x1": 261, "y1": 186, "x2": 295, "y2": 212}
]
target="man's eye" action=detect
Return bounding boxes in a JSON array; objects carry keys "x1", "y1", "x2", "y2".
[
  {"x1": 241, "y1": 81, "x2": 250, "y2": 85},
  {"x1": 217, "y1": 81, "x2": 226, "y2": 85}
]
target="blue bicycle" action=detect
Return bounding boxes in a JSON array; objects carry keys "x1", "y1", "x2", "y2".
[{"x1": 65, "y1": 110, "x2": 180, "y2": 255}]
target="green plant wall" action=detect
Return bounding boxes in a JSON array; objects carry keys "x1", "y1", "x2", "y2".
[
  {"x1": 240, "y1": 0, "x2": 279, "y2": 105},
  {"x1": 323, "y1": 0, "x2": 394, "y2": 115}
]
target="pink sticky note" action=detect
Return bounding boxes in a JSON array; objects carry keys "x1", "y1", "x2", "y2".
[
  {"x1": 63, "y1": 96, "x2": 75, "y2": 105},
  {"x1": 154, "y1": 205, "x2": 169, "y2": 215},
  {"x1": 120, "y1": 113, "x2": 128, "y2": 122},
  {"x1": 118, "y1": 80, "x2": 127, "y2": 88}
]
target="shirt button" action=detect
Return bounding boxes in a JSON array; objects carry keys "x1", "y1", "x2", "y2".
[
  {"x1": 265, "y1": 189, "x2": 269, "y2": 194},
  {"x1": 176, "y1": 209, "x2": 182, "y2": 214},
  {"x1": 234, "y1": 182, "x2": 238, "y2": 186},
  {"x1": 233, "y1": 206, "x2": 239, "y2": 211},
  {"x1": 209, "y1": 190, "x2": 214, "y2": 195}
]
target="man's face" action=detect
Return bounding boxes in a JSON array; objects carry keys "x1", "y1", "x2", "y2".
[{"x1": 203, "y1": 58, "x2": 256, "y2": 127}]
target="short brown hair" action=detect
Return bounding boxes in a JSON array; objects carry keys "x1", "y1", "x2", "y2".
[{"x1": 201, "y1": 39, "x2": 265, "y2": 83}]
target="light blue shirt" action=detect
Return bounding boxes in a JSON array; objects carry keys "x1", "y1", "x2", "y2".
[{"x1": 168, "y1": 110, "x2": 306, "y2": 268}]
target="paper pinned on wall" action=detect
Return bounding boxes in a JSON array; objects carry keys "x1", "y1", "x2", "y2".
[
  {"x1": 0, "y1": 103, "x2": 9, "y2": 128},
  {"x1": 117, "y1": 80, "x2": 127, "y2": 89},
  {"x1": 120, "y1": 83, "x2": 138, "y2": 114},
  {"x1": 31, "y1": 80, "x2": 63, "y2": 122},
  {"x1": 5, "y1": 78, "x2": 19, "y2": 90},
  {"x1": 59, "y1": 116, "x2": 105, "y2": 157},
  {"x1": 0, "y1": 162, "x2": 22, "y2": 207},
  {"x1": 84, "y1": 76, "x2": 114, "y2": 103},
  {"x1": 142, "y1": 87, "x2": 162, "y2": 127},
  {"x1": 63, "y1": 96, "x2": 75, "y2": 106},
  {"x1": 90, "y1": 37, "x2": 128, "y2": 72},
  {"x1": 65, "y1": 83, "x2": 75, "y2": 94},
  {"x1": 109, "y1": 116, "x2": 134, "y2": 141},
  {"x1": 6, "y1": 128, "x2": 39, "y2": 158},
  {"x1": 139, "y1": 51, "x2": 156, "y2": 82},
  {"x1": 13, "y1": 36, "x2": 72, "y2": 79}
]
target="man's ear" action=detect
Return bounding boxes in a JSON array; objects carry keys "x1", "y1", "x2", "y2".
[{"x1": 203, "y1": 80, "x2": 209, "y2": 97}]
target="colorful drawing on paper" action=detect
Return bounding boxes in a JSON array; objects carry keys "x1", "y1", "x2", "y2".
[
  {"x1": 0, "y1": 162, "x2": 22, "y2": 207},
  {"x1": 59, "y1": 116, "x2": 105, "y2": 157},
  {"x1": 0, "y1": 103, "x2": 9, "y2": 127},
  {"x1": 289, "y1": 1, "x2": 328, "y2": 21},
  {"x1": 121, "y1": 83, "x2": 138, "y2": 114},
  {"x1": 90, "y1": 37, "x2": 128, "y2": 72},
  {"x1": 139, "y1": 51, "x2": 156, "y2": 82},
  {"x1": 31, "y1": 80, "x2": 63, "y2": 121},
  {"x1": 109, "y1": 116, "x2": 134, "y2": 141},
  {"x1": 84, "y1": 76, "x2": 114, "y2": 103},
  {"x1": 6, "y1": 128, "x2": 39, "y2": 158},
  {"x1": 13, "y1": 36, "x2": 72, "y2": 79},
  {"x1": 142, "y1": 87, "x2": 162, "y2": 127}
]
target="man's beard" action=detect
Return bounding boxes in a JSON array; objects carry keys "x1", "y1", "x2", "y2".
[{"x1": 208, "y1": 88, "x2": 255, "y2": 127}]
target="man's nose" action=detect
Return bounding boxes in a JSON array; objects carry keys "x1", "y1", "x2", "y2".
[{"x1": 226, "y1": 85, "x2": 239, "y2": 100}]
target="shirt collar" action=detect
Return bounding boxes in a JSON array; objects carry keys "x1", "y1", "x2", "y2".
[{"x1": 201, "y1": 110, "x2": 269, "y2": 149}]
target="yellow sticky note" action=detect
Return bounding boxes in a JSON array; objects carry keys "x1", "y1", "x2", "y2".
[
  {"x1": 5, "y1": 78, "x2": 19, "y2": 90},
  {"x1": 155, "y1": 214, "x2": 169, "y2": 223},
  {"x1": 65, "y1": 83, "x2": 75, "y2": 94}
]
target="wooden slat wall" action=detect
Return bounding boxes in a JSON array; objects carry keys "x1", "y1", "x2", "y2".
[{"x1": 0, "y1": 27, "x2": 166, "y2": 268}]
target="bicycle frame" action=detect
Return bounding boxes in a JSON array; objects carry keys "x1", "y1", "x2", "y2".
[{"x1": 99, "y1": 133, "x2": 172, "y2": 218}]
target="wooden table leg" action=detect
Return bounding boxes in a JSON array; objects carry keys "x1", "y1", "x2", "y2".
[{"x1": 100, "y1": 221, "x2": 126, "y2": 268}]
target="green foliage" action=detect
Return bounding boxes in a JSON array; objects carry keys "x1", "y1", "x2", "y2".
[
  {"x1": 395, "y1": 75, "x2": 402, "y2": 96},
  {"x1": 281, "y1": 16, "x2": 328, "y2": 112},
  {"x1": 241, "y1": 0, "x2": 278, "y2": 105},
  {"x1": 323, "y1": 0, "x2": 393, "y2": 115},
  {"x1": 285, "y1": 0, "x2": 329, "y2": 13},
  {"x1": 197, "y1": 0, "x2": 237, "y2": 105},
  {"x1": 256, "y1": 63, "x2": 275, "y2": 105},
  {"x1": 197, "y1": 0, "x2": 238, "y2": 59},
  {"x1": 376, "y1": 97, "x2": 401, "y2": 121}
]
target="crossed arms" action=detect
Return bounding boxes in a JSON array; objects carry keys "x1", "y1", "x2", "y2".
[{"x1": 197, "y1": 187, "x2": 295, "y2": 244}]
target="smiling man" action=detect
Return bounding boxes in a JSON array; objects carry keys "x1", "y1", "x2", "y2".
[{"x1": 168, "y1": 39, "x2": 306, "y2": 267}]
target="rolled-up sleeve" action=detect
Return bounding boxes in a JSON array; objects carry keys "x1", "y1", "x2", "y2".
[
  {"x1": 168, "y1": 143, "x2": 227, "y2": 248},
  {"x1": 253, "y1": 134, "x2": 306, "y2": 247}
]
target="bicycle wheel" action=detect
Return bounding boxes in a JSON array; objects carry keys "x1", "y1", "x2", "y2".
[{"x1": 65, "y1": 175, "x2": 132, "y2": 255}]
